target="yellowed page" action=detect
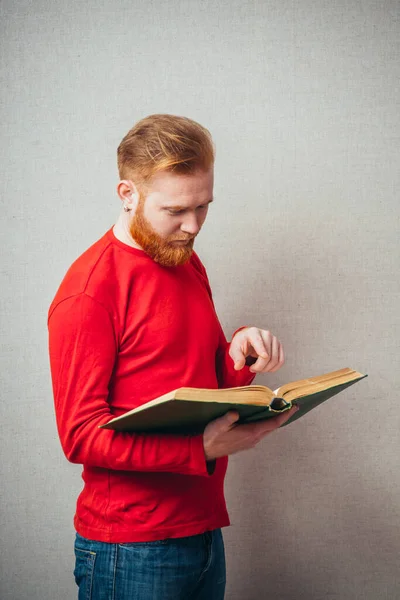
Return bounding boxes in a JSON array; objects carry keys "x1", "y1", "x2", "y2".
[
  {"x1": 274, "y1": 368, "x2": 358, "y2": 397},
  {"x1": 278, "y1": 370, "x2": 365, "y2": 402}
]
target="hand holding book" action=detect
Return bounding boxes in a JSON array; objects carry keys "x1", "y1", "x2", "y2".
[{"x1": 203, "y1": 405, "x2": 299, "y2": 461}]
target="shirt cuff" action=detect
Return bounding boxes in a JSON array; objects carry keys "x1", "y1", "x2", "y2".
[{"x1": 190, "y1": 434, "x2": 213, "y2": 477}]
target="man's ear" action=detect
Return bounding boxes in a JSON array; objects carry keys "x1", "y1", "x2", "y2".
[{"x1": 116, "y1": 179, "x2": 140, "y2": 212}]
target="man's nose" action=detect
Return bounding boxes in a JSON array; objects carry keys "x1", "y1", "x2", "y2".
[{"x1": 180, "y1": 213, "x2": 201, "y2": 235}]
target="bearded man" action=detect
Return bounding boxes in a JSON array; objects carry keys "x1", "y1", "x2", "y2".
[{"x1": 48, "y1": 114, "x2": 297, "y2": 600}]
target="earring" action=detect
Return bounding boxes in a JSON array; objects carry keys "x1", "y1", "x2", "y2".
[{"x1": 123, "y1": 204, "x2": 132, "y2": 212}]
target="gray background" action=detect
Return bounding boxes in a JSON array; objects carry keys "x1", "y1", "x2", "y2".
[{"x1": 1, "y1": 1, "x2": 399, "y2": 599}]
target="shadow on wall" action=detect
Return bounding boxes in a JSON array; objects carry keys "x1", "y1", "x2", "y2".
[{"x1": 225, "y1": 409, "x2": 399, "y2": 600}]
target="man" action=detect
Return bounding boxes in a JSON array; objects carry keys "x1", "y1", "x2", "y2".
[{"x1": 48, "y1": 114, "x2": 297, "y2": 600}]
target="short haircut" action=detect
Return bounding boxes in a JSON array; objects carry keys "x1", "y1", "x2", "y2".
[{"x1": 117, "y1": 114, "x2": 215, "y2": 187}]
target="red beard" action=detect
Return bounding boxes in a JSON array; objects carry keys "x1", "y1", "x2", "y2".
[{"x1": 129, "y1": 199, "x2": 195, "y2": 267}]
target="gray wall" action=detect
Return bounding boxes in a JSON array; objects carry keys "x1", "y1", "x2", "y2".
[{"x1": 1, "y1": 1, "x2": 399, "y2": 598}]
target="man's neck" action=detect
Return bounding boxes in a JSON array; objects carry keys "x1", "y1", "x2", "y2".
[{"x1": 113, "y1": 210, "x2": 143, "y2": 250}]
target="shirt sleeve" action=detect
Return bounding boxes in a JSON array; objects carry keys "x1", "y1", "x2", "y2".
[
  {"x1": 47, "y1": 293, "x2": 210, "y2": 476},
  {"x1": 190, "y1": 253, "x2": 256, "y2": 389}
]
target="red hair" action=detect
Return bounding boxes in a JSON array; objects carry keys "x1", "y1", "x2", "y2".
[{"x1": 117, "y1": 114, "x2": 215, "y2": 187}]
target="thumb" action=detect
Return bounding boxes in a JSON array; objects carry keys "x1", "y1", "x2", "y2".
[
  {"x1": 220, "y1": 411, "x2": 240, "y2": 430},
  {"x1": 229, "y1": 347, "x2": 246, "y2": 371},
  {"x1": 234, "y1": 359, "x2": 245, "y2": 371}
]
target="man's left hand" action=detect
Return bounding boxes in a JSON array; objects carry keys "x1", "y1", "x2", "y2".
[{"x1": 230, "y1": 327, "x2": 285, "y2": 374}]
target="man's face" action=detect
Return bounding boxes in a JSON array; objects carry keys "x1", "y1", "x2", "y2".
[{"x1": 129, "y1": 168, "x2": 214, "y2": 267}]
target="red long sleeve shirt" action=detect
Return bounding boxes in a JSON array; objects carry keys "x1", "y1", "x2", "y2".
[{"x1": 48, "y1": 227, "x2": 255, "y2": 542}]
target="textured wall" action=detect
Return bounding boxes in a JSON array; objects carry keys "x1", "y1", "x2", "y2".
[{"x1": 1, "y1": 1, "x2": 399, "y2": 598}]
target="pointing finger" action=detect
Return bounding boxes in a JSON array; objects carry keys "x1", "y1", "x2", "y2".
[{"x1": 250, "y1": 329, "x2": 269, "y2": 360}]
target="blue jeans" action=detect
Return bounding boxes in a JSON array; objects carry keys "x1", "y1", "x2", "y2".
[{"x1": 73, "y1": 529, "x2": 226, "y2": 600}]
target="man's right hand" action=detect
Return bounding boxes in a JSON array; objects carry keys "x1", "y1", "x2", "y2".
[{"x1": 203, "y1": 406, "x2": 299, "y2": 461}]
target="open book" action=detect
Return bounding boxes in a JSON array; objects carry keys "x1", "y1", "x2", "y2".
[{"x1": 99, "y1": 367, "x2": 367, "y2": 434}]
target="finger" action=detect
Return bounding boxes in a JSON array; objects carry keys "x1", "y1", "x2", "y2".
[
  {"x1": 233, "y1": 354, "x2": 246, "y2": 371},
  {"x1": 262, "y1": 335, "x2": 280, "y2": 372},
  {"x1": 208, "y1": 411, "x2": 240, "y2": 435},
  {"x1": 256, "y1": 405, "x2": 298, "y2": 432},
  {"x1": 252, "y1": 336, "x2": 282, "y2": 373},
  {"x1": 268, "y1": 343, "x2": 285, "y2": 373},
  {"x1": 215, "y1": 410, "x2": 239, "y2": 424},
  {"x1": 249, "y1": 332, "x2": 274, "y2": 372},
  {"x1": 249, "y1": 328, "x2": 270, "y2": 360},
  {"x1": 249, "y1": 354, "x2": 270, "y2": 373},
  {"x1": 229, "y1": 340, "x2": 248, "y2": 370},
  {"x1": 224, "y1": 411, "x2": 240, "y2": 427}
]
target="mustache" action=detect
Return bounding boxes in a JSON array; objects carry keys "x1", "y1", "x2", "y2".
[{"x1": 169, "y1": 236, "x2": 196, "y2": 242}]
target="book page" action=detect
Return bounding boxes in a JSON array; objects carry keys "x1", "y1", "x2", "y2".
[{"x1": 274, "y1": 368, "x2": 362, "y2": 397}]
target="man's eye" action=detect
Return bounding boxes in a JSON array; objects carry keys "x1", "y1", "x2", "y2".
[{"x1": 168, "y1": 210, "x2": 184, "y2": 215}]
